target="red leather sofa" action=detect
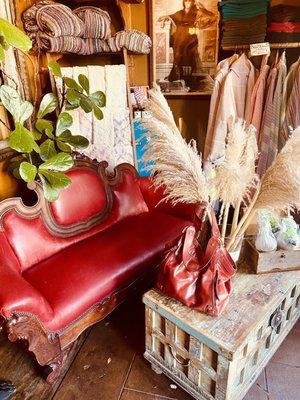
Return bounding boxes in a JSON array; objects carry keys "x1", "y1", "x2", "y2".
[{"x1": 0, "y1": 160, "x2": 194, "y2": 383}]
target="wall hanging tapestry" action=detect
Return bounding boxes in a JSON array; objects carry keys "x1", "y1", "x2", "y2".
[{"x1": 150, "y1": 0, "x2": 219, "y2": 94}]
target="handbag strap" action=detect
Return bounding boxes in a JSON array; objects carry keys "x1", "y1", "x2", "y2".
[{"x1": 182, "y1": 226, "x2": 199, "y2": 271}]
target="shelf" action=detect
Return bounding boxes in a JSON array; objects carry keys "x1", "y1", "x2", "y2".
[
  {"x1": 164, "y1": 91, "x2": 212, "y2": 99},
  {"x1": 222, "y1": 42, "x2": 300, "y2": 51},
  {"x1": 0, "y1": 147, "x2": 16, "y2": 162}
]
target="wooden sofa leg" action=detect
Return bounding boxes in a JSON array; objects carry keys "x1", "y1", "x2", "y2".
[{"x1": 5, "y1": 314, "x2": 64, "y2": 384}]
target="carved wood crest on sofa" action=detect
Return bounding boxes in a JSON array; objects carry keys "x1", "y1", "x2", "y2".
[{"x1": 0, "y1": 159, "x2": 194, "y2": 383}]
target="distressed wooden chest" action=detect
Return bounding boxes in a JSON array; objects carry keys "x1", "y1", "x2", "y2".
[{"x1": 143, "y1": 267, "x2": 300, "y2": 400}]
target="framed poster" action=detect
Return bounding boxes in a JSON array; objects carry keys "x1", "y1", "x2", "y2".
[{"x1": 150, "y1": 0, "x2": 219, "y2": 95}]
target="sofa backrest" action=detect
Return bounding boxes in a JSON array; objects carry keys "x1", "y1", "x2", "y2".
[{"x1": 0, "y1": 161, "x2": 148, "y2": 272}]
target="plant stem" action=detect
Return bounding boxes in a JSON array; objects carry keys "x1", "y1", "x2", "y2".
[
  {"x1": 228, "y1": 208, "x2": 257, "y2": 251},
  {"x1": 226, "y1": 184, "x2": 260, "y2": 251},
  {"x1": 221, "y1": 203, "x2": 230, "y2": 244},
  {"x1": 230, "y1": 200, "x2": 241, "y2": 236}
]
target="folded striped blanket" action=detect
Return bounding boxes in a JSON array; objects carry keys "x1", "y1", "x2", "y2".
[
  {"x1": 115, "y1": 30, "x2": 152, "y2": 54},
  {"x1": 22, "y1": 0, "x2": 54, "y2": 32},
  {"x1": 86, "y1": 30, "x2": 151, "y2": 55},
  {"x1": 74, "y1": 6, "x2": 111, "y2": 39},
  {"x1": 30, "y1": 30, "x2": 152, "y2": 55},
  {"x1": 36, "y1": 3, "x2": 84, "y2": 37},
  {"x1": 33, "y1": 33, "x2": 87, "y2": 54}
]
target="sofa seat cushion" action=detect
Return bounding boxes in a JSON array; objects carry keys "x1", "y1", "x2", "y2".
[{"x1": 23, "y1": 211, "x2": 190, "y2": 332}]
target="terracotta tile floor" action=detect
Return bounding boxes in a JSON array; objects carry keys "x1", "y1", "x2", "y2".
[{"x1": 0, "y1": 295, "x2": 299, "y2": 400}]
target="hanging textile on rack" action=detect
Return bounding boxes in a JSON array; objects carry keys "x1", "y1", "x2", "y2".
[
  {"x1": 281, "y1": 61, "x2": 300, "y2": 145},
  {"x1": 204, "y1": 53, "x2": 257, "y2": 166},
  {"x1": 204, "y1": 53, "x2": 239, "y2": 161},
  {"x1": 54, "y1": 65, "x2": 134, "y2": 167},
  {"x1": 249, "y1": 55, "x2": 270, "y2": 134},
  {"x1": 205, "y1": 50, "x2": 300, "y2": 178}
]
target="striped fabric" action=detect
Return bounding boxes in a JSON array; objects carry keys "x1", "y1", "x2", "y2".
[
  {"x1": 268, "y1": 53, "x2": 287, "y2": 165},
  {"x1": 36, "y1": 3, "x2": 84, "y2": 37},
  {"x1": 114, "y1": 30, "x2": 152, "y2": 54},
  {"x1": 34, "y1": 33, "x2": 86, "y2": 54},
  {"x1": 74, "y1": 6, "x2": 111, "y2": 39},
  {"x1": 249, "y1": 59, "x2": 270, "y2": 135},
  {"x1": 282, "y1": 62, "x2": 300, "y2": 143},
  {"x1": 257, "y1": 67, "x2": 277, "y2": 177},
  {"x1": 23, "y1": 2, "x2": 151, "y2": 55},
  {"x1": 22, "y1": 0, "x2": 53, "y2": 33}
]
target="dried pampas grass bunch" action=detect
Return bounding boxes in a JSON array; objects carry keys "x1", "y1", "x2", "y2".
[
  {"x1": 212, "y1": 120, "x2": 259, "y2": 205},
  {"x1": 255, "y1": 126, "x2": 300, "y2": 213},
  {"x1": 143, "y1": 85, "x2": 209, "y2": 206},
  {"x1": 212, "y1": 120, "x2": 259, "y2": 240},
  {"x1": 227, "y1": 126, "x2": 300, "y2": 251}
]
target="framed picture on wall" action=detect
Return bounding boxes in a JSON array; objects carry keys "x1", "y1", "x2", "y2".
[{"x1": 150, "y1": 0, "x2": 220, "y2": 95}]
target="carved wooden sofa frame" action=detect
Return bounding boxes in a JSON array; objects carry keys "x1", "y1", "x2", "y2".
[{"x1": 0, "y1": 160, "x2": 155, "y2": 384}]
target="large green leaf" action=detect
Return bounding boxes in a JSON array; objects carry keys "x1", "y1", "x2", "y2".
[
  {"x1": 19, "y1": 162, "x2": 37, "y2": 183},
  {"x1": 66, "y1": 89, "x2": 81, "y2": 106},
  {"x1": 78, "y1": 74, "x2": 89, "y2": 94},
  {"x1": 48, "y1": 61, "x2": 62, "y2": 78},
  {"x1": 31, "y1": 129, "x2": 42, "y2": 140},
  {"x1": 56, "y1": 112, "x2": 73, "y2": 136},
  {"x1": 0, "y1": 85, "x2": 21, "y2": 122},
  {"x1": 40, "y1": 139, "x2": 57, "y2": 161},
  {"x1": 35, "y1": 118, "x2": 54, "y2": 138},
  {"x1": 39, "y1": 169, "x2": 71, "y2": 189},
  {"x1": 39, "y1": 152, "x2": 73, "y2": 171},
  {"x1": 93, "y1": 105, "x2": 104, "y2": 121},
  {"x1": 17, "y1": 101, "x2": 33, "y2": 124},
  {"x1": 56, "y1": 140, "x2": 71, "y2": 153},
  {"x1": 0, "y1": 85, "x2": 33, "y2": 124},
  {"x1": 65, "y1": 101, "x2": 80, "y2": 111},
  {"x1": 79, "y1": 96, "x2": 93, "y2": 113},
  {"x1": 59, "y1": 131, "x2": 89, "y2": 149},
  {"x1": 37, "y1": 93, "x2": 58, "y2": 119},
  {"x1": 63, "y1": 77, "x2": 83, "y2": 93},
  {"x1": 8, "y1": 123, "x2": 40, "y2": 153},
  {"x1": 90, "y1": 91, "x2": 106, "y2": 108},
  {"x1": 0, "y1": 18, "x2": 32, "y2": 52},
  {"x1": 39, "y1": 174, "x2": 60, "y2": 202}
]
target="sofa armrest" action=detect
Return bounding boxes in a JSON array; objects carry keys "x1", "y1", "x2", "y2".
[
  {"x1": 0, "y1": 264, "x2": 54, "y2": 323},
  {"x1": 138, "y1": 177, "x2": 197, "y2": 222}
]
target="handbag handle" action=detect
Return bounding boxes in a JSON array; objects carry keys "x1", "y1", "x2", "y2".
[{"x1": 195, "y1": 204, "x2": 221, "y2": 240}]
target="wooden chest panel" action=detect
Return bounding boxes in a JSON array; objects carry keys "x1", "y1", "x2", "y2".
[{"x1": 143, "y1": 268, "x2": 300, "y2": 400}]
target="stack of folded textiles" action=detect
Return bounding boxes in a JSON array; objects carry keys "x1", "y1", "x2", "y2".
[
  {"x1": 23, "y1": 1, "x2": 151, "y2": 55},
  {"x1": 220, "y1": 0, "x2": 270, "y2": 46},
  {"x1": 267, "y1": 4, "x2": 300, "y2": 43}
]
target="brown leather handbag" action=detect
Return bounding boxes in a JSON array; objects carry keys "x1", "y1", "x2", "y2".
[{"x1": 157, "y1": 205, "x2": 236, "y2": 316}]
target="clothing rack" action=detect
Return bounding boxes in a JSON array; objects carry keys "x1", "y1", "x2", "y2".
[{"x1": 222, "y1": 42, "x2": 300, "y2": 51}]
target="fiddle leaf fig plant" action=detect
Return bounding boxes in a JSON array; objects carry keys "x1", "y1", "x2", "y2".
[
  {"x1": 0, "y1": 84, "x2": 98, "y2": 201},
  {"x1": 0, "y1": 20, "x2": 106, "y2": 201}
]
